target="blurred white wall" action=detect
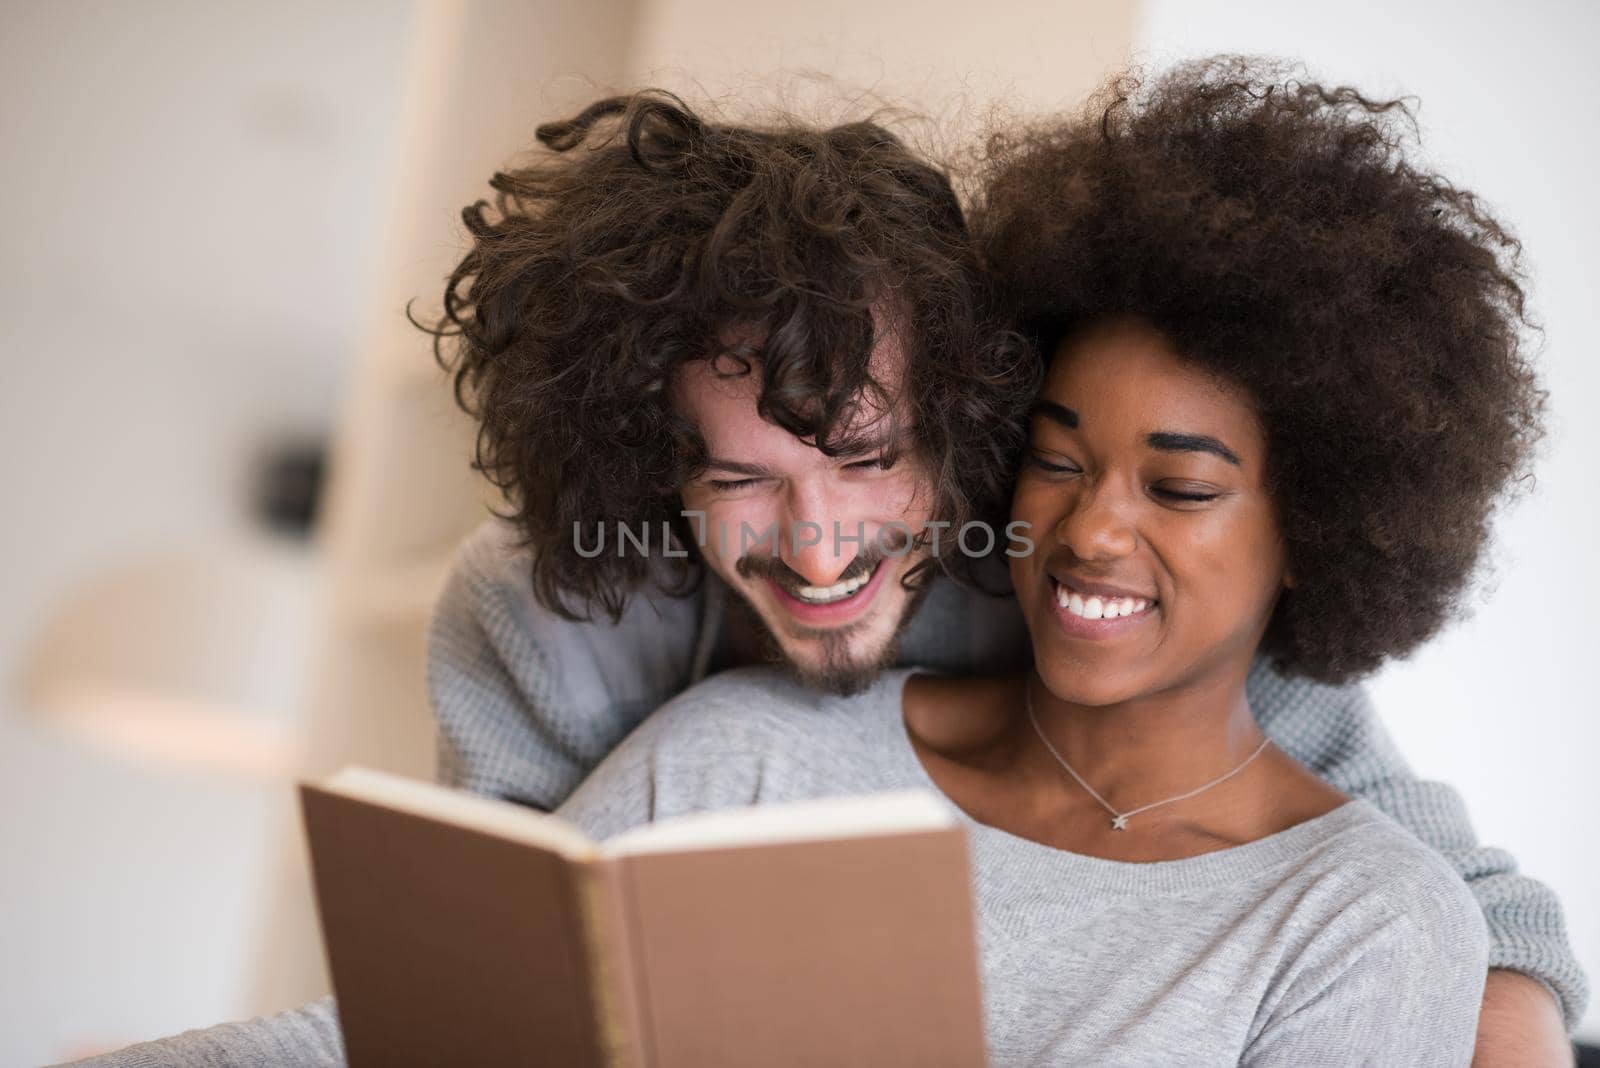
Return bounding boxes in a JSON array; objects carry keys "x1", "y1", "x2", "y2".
[
  {"x1": 3, "y1": 0, "x2": 646, "y2": 1058},
  {"x1": 248, "y1": 0, "x2": 641, "y2": 1017},
  {"x1": 632, "y1": 0, "x2": 1134, "y2": 131},
  {"x1": 1136, "y1": 0, "x2": 1600, "y2": 1039},
  {"x1": 0, "y1": 0, "x2": 411, "y2": 684},
  {"x1": 0, "y1": 2, "x2": 415, "y2": 1062}
]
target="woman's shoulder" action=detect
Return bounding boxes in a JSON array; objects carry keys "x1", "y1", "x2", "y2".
[
  {"x1": 1316, "y1": 802, "x2": 1476, "y2": 887},
  {"x1": 1239, "y1": 802, "x2": 1490, "y2": 1059},
  {"x1": 1282, "y1": 800, "x2": 1489, "y2": 964},
  {"x1": 637, "y1": 665, "x2": 912, "y2": 760},
  {"x1": 561, "y1": 665, "x2": 916, "y2": 827}
]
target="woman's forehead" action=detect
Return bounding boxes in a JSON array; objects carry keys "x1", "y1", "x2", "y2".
[{"x1": 1042, "y1": 320, "x2": 1263, "y2": 459}]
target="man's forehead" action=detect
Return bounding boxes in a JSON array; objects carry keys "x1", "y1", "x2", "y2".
[
  {"x1": 672, "y1": 309, "x2": 912, "y2": 448},
  {"x1": 673, "y1": 360, "x2": 904, "y2": 458}
]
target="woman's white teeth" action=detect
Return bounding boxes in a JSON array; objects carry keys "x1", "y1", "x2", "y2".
[
  {"x1": 1054, "y1": 581, "x2": 1152, "y2": 620},
  {"x1": 795, "y1": 569, "x2": 872, "y2": 604}
]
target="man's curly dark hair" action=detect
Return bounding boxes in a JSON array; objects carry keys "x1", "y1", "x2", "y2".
[
  {"x1": 422, "y1": 90, "x2": 1032, "y2": 622},
  {"x1": 972, "y1": 57, "x2": 1545, "y2": 683}
]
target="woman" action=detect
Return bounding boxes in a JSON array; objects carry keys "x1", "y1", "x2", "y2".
[{"x1": 558, "y1": 58, "x2": 1540, "y2": 1064}]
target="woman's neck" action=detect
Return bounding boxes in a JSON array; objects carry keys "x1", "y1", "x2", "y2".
[
  {"x1": 1023, "y1": 666, "x2": 1266, "y2": 813},
  {"x1": 903, "y1": 669, "x2": 1346, "y2": 861}
]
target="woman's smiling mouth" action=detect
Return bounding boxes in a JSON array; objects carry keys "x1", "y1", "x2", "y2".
[{"x1": 1050, "y1": 576, "x2": 1159, "y2": 638}]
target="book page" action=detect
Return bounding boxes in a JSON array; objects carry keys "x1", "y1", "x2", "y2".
[
  {"x1": 603, "y1": 789, "x2": 956, "y2": 857},
  {"x1": 319, "y1": 765, "x2": 597, "y2": 859}
]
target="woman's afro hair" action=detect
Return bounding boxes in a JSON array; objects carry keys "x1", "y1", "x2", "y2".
[{"x1": 972, "y1": 56, "x2": 1545, "y2": 682}]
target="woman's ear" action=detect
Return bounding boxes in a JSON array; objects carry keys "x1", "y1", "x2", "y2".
[{"x1": 1277, "y1": 538, "x2": 1296, "y2": 590}]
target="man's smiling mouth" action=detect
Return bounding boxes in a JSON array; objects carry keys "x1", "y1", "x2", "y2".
[
  {"x1": 756, "y1": 555, "x2": 892, "y2": 624},
  {"x1": 789, "y1": 562, "x2": 880, "y2": 605},
  {"x1": 751, "y1": 551, "x2": 887, "y2": 607}
]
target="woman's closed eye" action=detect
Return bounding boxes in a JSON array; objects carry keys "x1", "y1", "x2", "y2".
[
  {"x1": 1150, "y1": 481, "x2": 1222, "y2": 504},
  {"x1": 1025, "y1": 451, "x2": 1080, "y2": 475}
]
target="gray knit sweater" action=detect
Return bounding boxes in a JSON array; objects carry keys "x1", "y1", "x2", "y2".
[{"x1": 61, "y1": 519, "x2": 1587, "y2": 1066}]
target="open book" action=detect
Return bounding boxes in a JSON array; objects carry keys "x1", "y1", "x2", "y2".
[{"x1": 300, "y1": 767, "x2": 989, "y2": 1068}]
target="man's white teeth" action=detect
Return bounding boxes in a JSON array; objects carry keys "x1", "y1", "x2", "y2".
[
  {"x1": 795, "y1": 569, "x2": 872, "y2": 604},
  {"x1": 1053, "y1": 581, "x2": 1152, "y2": 620}
]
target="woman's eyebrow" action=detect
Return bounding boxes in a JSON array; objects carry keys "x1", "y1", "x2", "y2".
[
  {"x1": 1029, "y1": 400, "x2": 1079, "y2": 428},
  {"x1": 1145, "y1": 431, "x2": 1241, "y2": 466}
]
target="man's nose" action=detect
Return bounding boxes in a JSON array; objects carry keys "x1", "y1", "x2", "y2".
[{"x1": 778, "y1": 485, "x2": 858, "y2": 587}]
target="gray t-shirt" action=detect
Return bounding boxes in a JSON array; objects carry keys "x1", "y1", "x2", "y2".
[{"x1": 559, "y1": 666, "x2": 1491, "y2": 1067}]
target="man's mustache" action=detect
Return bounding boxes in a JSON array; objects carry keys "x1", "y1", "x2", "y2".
[{"x1": 736, "y1": 547, "x2": 888, "y2": 593}]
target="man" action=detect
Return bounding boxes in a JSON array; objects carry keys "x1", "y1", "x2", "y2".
[
  {"x1": 423, "y1": 90, "x2": 1039, "y2": 809},
  {"x1": 72, "y1": 90, "x2": 1581, "y2": 1066}
]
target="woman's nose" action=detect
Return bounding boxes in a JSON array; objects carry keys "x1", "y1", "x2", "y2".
[{"x1": 1054, "y1": 481, "x2": 1138, "y2": 562}]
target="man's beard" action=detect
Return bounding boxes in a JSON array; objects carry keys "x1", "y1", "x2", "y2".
[{"x1": 731, "y1": 549, "x2": 932, "y2": 696}]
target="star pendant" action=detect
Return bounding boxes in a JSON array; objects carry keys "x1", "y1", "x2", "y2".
[{"x1": 1111, "y1": 814, "x2": 1129, "y2": 831}]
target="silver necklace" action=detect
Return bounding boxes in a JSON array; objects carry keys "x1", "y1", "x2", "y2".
[{"x1": 1025, "y1": 681, "x2": 1271, "y2": 831}]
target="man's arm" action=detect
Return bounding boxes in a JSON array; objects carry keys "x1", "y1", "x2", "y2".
[
  {"x1": 1473, "y1": 970, "x2": 1574, "y2": 1067},
  {"x1": 55, "y1": 996, "x2": 343, "y2": 1068},
  {"x1": 427, "y1": 518, "x2": 708, "y2": 809},
  {"x1": 1245, "y1": 660, "x2": 1588, "y2": 1047}
]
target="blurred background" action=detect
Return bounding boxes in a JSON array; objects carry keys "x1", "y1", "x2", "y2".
[{"x1": 2, "y1": 0, "x2": 1595, "y2": 1061}]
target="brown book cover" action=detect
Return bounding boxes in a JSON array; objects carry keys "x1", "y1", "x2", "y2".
[{"x1": 301, "y1": 768, "x2": 989, "y2": 1068}]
